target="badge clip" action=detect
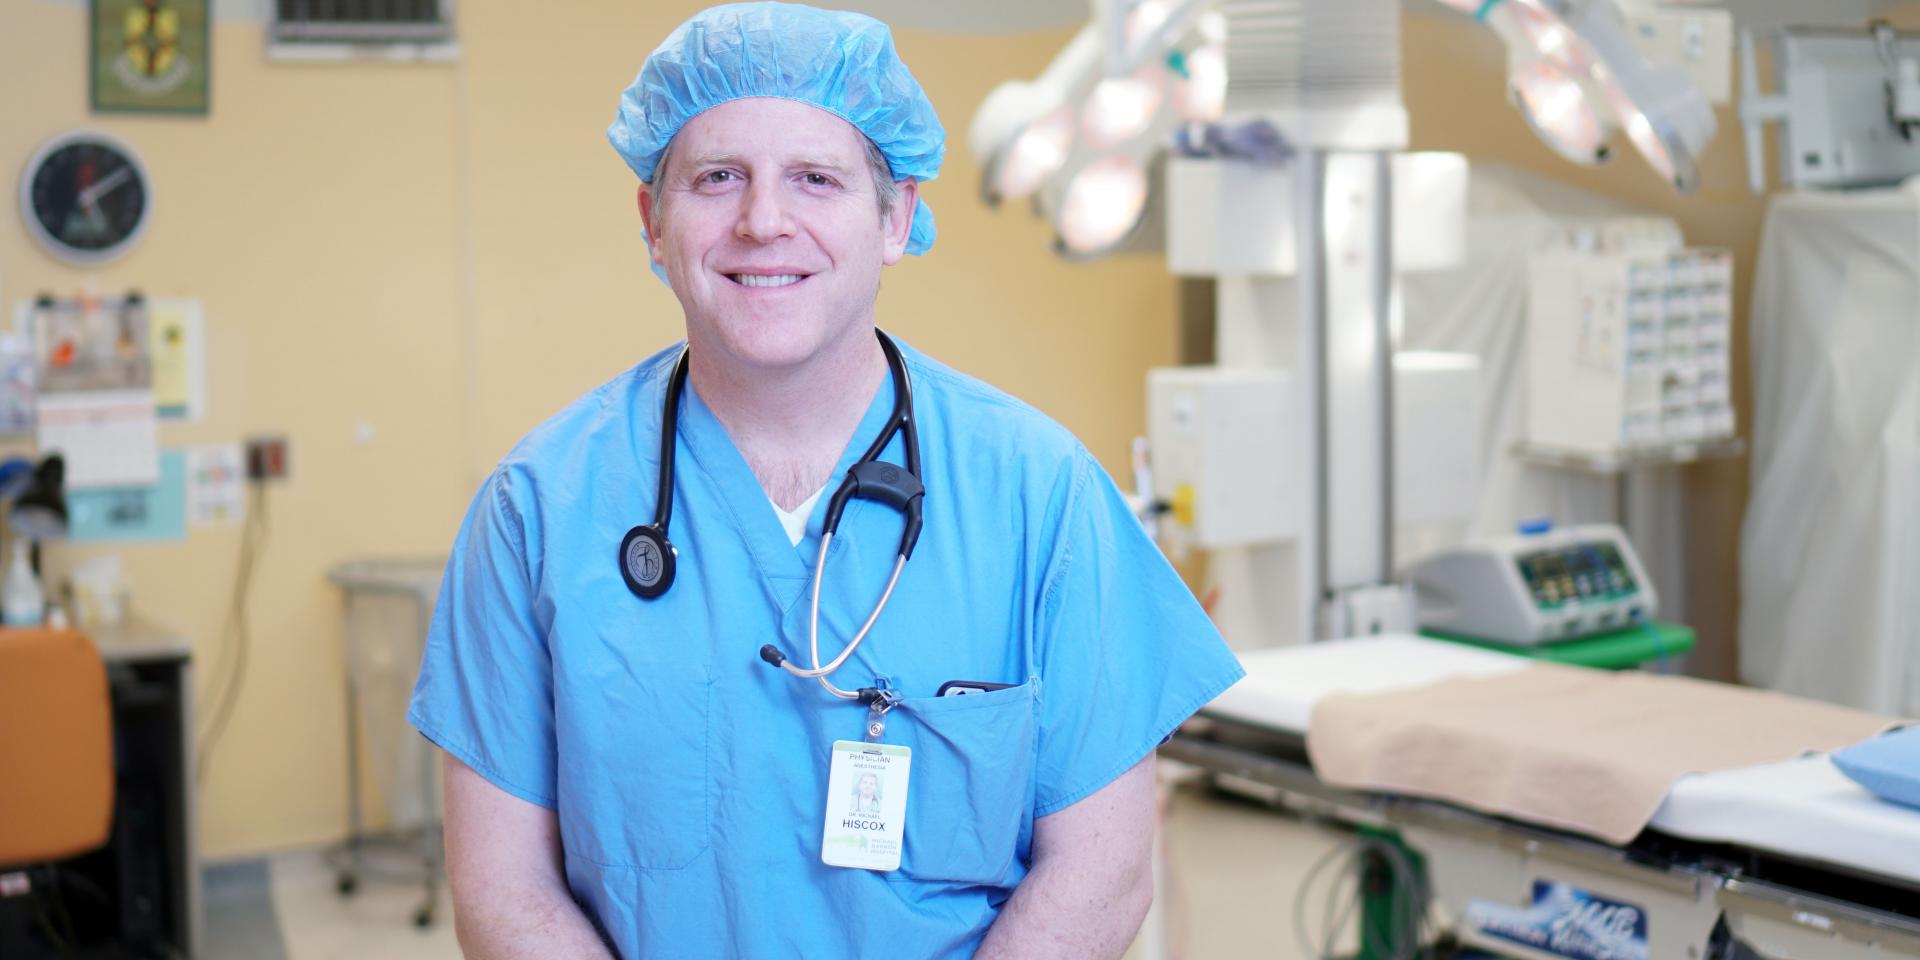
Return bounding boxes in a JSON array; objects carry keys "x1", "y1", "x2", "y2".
[{"x1": 858, "y1": 680, "x2": 900, "y2": 743}]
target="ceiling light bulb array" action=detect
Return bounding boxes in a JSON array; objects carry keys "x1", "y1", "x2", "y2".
[
  {"x1": 995, "y1": 108, "x2": 1076, "y2": 202},
  {"x1": 972, "y1": 1, "x2": 1233, "y2": 256},
  {"x1": 1510, "y1": 57, "x2": 1610, "y2": 163},
  {"x1": 1484, "y1": 0, "x2": 1714, "y2": 191},
  {"x1": 1177, "y1": 43, "x2": 1228, "y2": 123},
  {"x1": 1058, "y1": 155, "x2": 1149, "y2": 254},
  {"x1": 1083, "y1": 73, "x2": 1166, "y2": 149}
]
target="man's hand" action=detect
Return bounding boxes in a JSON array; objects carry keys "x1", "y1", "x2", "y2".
[
  {"x1": 442, "y1": 753, "x2": 618, "y2": 959},
  {"x1": 975, "y1": 754, "x2": 1159, "y2": 959}
]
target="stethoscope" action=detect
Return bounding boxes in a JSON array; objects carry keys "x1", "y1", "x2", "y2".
[{"x1": 619, "y1": 329, "x2": 924, "y2": 702}]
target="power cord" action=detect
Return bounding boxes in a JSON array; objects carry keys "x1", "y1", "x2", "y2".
[
  {"x1": 1292, "y1": 832, "x2": 1437, "y2": 960},
  {"x1": 196, "y1": 480, "x2": 269, "y2": 785},
  {"x1": 26, "y1": 863, "x2": 108, "y2": 958}
]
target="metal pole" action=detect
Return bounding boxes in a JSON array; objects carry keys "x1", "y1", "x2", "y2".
[
  {"x1": 1373, "y1": 151, "x2": 1396, "y2": 583},
  {"x1": 343, "y1": 593, "x2": 364, "y2": 883},
  {"x1": 417, "y1": 590, "x2": 442, "y2": 925},
  {"x1": 1299, "y1": 148, "x2": 1330, "y2": 640}
]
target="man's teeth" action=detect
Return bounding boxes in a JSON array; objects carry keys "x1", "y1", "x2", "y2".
[{"x1": 732, "y1": 274, "x2": 804, "y2": 288}]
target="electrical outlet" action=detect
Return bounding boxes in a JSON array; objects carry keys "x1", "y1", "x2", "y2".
[{"x1": 245, "y1": 436, "x2": 289, "y2": 481}]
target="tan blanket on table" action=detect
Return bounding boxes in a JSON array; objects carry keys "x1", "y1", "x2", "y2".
[{"x1": 1305, "y1": 662, "x2": 1897, "y2": 844}]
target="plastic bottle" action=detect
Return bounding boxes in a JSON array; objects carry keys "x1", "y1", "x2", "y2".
[{"x1": 3, "y1": 540, "x2": 44, "y2": 627}]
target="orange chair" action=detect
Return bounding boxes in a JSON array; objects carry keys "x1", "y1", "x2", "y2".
[{"x1": 0, "y1": 629, "x2": 115, "y2": 870}]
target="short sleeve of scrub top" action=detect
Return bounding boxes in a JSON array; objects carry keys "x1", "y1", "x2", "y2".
[
  {"x1": 1031, "y1": 449, "x2": 1246, "y2": 816},
  {"x1": 408, "y1": 469, "x2": 557, "y2": 809}
]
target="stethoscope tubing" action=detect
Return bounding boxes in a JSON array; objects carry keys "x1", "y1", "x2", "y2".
[
  {"x1": 634, "y1": 330, "x2": 923, "y2": 703},
  {"x1": 768, "y1": 532, "x2": 909, "y2": 699}
]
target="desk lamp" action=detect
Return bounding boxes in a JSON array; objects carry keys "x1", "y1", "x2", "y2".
[
  {"x1": 11, "y1": 455, "x2": 69, "y2": 546},
  {"x1": 3, "y1": 455, "x2": 67, "y2": 626}
]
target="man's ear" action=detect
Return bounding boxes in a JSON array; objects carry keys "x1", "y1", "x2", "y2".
[
  {"x1": 638, "y1": 183, "x2": 666, "y2": 267},
  {"x1": 880, "y1": 179, "x2": 918, "y2": 266}
]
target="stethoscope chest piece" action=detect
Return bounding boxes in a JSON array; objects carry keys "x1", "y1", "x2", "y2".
[{"x1": 620, "y1": 523, "x2": 677, "y2": 599}]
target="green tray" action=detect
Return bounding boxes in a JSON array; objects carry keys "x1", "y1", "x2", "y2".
[{"x1": 1421, "y1": 622, "x2": 1695, "y2": 671}]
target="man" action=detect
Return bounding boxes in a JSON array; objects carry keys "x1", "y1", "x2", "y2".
[{"x1": 408, "y1": 4, "x2": 1243, "y2": 957}]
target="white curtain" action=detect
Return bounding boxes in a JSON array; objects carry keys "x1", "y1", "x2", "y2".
[{"x1": 1741, "y1": 186, "x2": 1920, "y2": 716}]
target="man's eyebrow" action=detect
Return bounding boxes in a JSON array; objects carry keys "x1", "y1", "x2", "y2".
[
  {"x1": 682, "y1": 152, "x2": 743, "y2": 170},
  {"x1": 788, "y1": 157, "x2": 855, "y2": 175}
]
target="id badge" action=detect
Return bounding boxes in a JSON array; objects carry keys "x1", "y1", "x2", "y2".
[{"x1": 820, "y1": 740, "x2": 912, "y2": 871}]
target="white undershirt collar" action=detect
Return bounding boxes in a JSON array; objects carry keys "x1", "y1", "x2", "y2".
[{"x1": 770, "y1": 483, "x2": 829, "y2": 547}]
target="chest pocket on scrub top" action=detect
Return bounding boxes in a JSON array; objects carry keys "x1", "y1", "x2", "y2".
[
  {"x1": 563, "y1": 629, "x2": 713, "y2": 871},
  {"x1": 885, "y1": 680, "x2": 1038, "y2": 886}
]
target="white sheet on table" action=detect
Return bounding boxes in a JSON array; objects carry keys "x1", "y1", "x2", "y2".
[
  {"x1": 1205, "y1": 634, "x2": 1527, "y2": 733},
  {"x1": 1652, "y1": 754, "x2": 1920, "y2": 886}
]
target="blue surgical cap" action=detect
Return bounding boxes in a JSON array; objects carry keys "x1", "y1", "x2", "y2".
[{"x1": 608, "y1": 2, "x2": 946, "y2": 264}]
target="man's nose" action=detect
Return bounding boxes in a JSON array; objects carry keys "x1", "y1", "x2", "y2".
[{"x1": 735, "y1": 178, "x2": 796, "y2": 242}]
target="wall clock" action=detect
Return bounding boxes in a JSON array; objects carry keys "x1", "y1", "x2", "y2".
[{"x1": 20, "y1": 130, "x2": 152, "y2": 267}]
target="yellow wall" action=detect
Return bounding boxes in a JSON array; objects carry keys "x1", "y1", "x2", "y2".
[{"x1": 2, "y1": 2, "x2": 1180, "y2": 857}]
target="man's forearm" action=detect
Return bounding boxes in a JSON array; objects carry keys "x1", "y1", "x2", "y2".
[
  {"x1": 442, "y1": 753, "x2": 618, "y2": 960},
  {"x1": 454, "y1": 891, "x2": 617, "y2": 960},
  {"x1": 974, "y1": 850, "x2": 1154, "y2": 959},
  {"x1": 975, "y1": 757, "x2": 1160, "y2": 959}
]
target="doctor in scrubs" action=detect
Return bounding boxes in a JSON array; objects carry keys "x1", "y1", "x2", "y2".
[{"x1": 409, "y1": 4, "x2": 1244, "y2": 957}]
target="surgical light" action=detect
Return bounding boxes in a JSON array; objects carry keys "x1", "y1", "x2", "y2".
[
  {"x1": 1597, "y1": 61, "x2": 1713, "y2": 192},
  {"x1": 1615, "y1": 97, "x2": 1673, "y2": 182},
  {"x1": 1176, "y1": 44, "x2": 1228, "y2": 123},
  {"x1": 1082, "y1": 73, "x2": 1164, "y2": 149},
  {"x1": 1125, "y1": 0, "x2": 1173, "y2": 54},
  {"x1": 968, "y1": 24, "x2": 1102, "y2": 206},
  {"x1": 995, "y1": 108, "x2": 1075, "y2": 201},
  {"x1": 1196, "y1": 9, "x2": 1226, "y2": 45},
  {"x1": 1478, "y1": 0, "x2": 1715, "y2": 192},
  {"x1": 1057, "y1": 155, "x2": 1148, "y2": 254},
  {"x1": 1504, "y1": 0, "x2": 1593, "y2": 72},
  {"x1": 1510, "y1": 59, "x2": 1609, "y2": 164}
]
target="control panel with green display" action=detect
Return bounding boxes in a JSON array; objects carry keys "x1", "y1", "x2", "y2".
[{"x1": 1404, "y1": 523, "x2": 1657, "y2": 646}]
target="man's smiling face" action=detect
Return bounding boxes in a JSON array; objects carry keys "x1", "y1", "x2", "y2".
[{"x1": 641, "y1": 97, "x2": 916, "y2": 374}]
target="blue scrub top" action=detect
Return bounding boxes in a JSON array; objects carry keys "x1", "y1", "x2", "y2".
[{"x1": 409, "y1": 338, "x2": 1244, "y2": 958}]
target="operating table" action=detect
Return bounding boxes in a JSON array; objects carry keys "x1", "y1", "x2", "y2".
[{"x1": 1161, "y1": 635, "x2": 1920, "y2": 960}]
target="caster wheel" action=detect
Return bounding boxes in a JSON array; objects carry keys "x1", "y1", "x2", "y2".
[
  {"x1": 414, "y1": 907, "x2": 434, "y2": 929},
  {"x1": 335, "y1": 873, "x2": 357, "y2": 896}
]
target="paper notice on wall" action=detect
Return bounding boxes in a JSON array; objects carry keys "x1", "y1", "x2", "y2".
[
  {"x1": 187, "y1": 443, "x2": 246, "y2": 525},
  {"x1": 150, "y1": 300, "x2": 206, "y2": 421},
  {"x1": 23, "y1": 296, "x2": 160, "y2": 488},
  {"x1": 38, "y1": 390, "x2": 160, "y2": 488},
  {"x1": 30, "y1": 296, "x2": 151, "y2": 394}
]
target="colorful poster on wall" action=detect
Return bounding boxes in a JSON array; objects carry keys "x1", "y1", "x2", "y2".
[
  {"x1": 186, "y1": 442, "x2": 245, "y2": 525},
  {"x1": 91, "y1": 0, "x2": 211, "y2": 116},
  {"x1": 70, "y1": 449, "x2": 188, "y2": 542},
  {"x1": 149, "y1": 299, "x2": 204, "y2": 420}
]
